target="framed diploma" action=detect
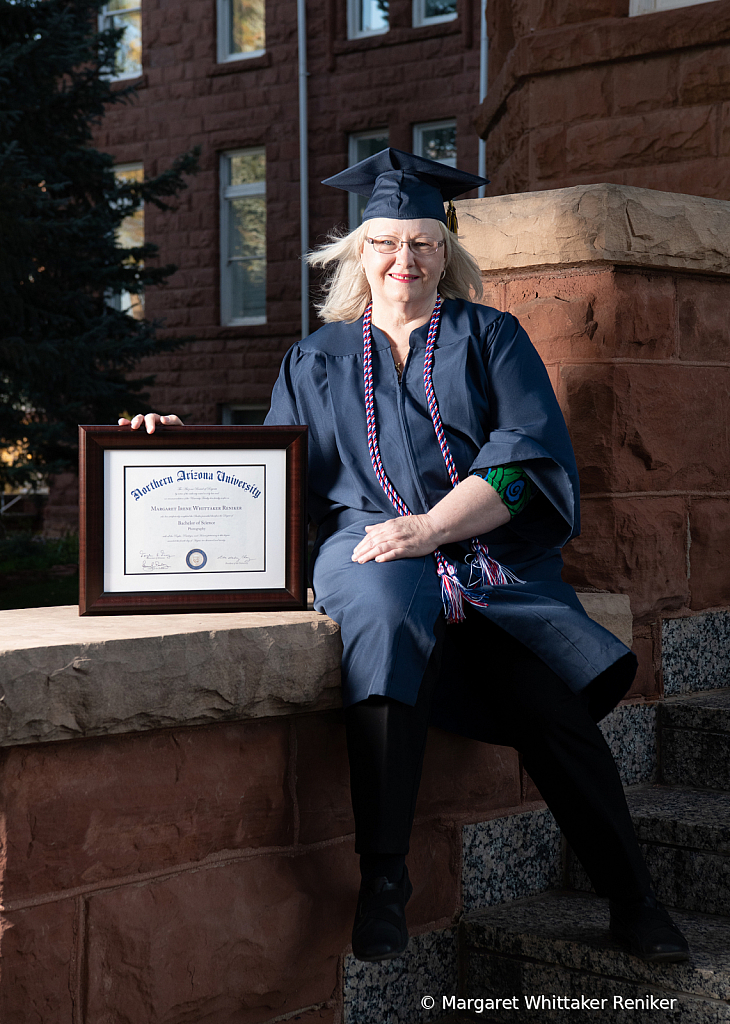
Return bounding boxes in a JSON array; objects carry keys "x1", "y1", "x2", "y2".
[{"x1": 78, "y1": 425, "x2": 307, "y2": 615}]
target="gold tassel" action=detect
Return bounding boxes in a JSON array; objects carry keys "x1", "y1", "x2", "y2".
[{"x1": 446, "y1": 200, "x2": 458, "y2": 234}]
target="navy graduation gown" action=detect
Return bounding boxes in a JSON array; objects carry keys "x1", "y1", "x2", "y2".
[{"x1": 265, "y1": 298, "x2": 629, "y2": 739}]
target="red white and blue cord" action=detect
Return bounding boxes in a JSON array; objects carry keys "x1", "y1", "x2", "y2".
[{"x1": 362, "y1": 297, "x2": 522, "y2": 624}]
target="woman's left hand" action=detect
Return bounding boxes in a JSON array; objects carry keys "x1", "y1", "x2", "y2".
[{"x1": 351, "y1": 515, "x2": 439, "y2": 563}]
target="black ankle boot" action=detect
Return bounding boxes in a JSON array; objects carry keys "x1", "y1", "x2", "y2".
[
  {"x1": 351, "y1": 867, "x2": 413, "y2": 962},
  {"x1": 609, "y1": 895, "x2": 690, "y2": 963}
]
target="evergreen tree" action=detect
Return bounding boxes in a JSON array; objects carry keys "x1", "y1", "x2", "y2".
[{"x1": 0, "y1": 0, "x2": 199, "y2": 488}]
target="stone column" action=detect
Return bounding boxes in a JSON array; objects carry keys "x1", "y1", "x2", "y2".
[{"x1": 457, "y1": 182, "x2": 730, "y2": 698}]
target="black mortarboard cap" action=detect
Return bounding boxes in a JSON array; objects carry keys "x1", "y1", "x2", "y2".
[{"x1": 322, "y1": 148, "x2": 489, "y2": 227}]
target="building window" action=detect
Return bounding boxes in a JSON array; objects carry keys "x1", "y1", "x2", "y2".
[
  {"x1": 347, "y1": 0, "x2": 388, "y2": 39},
  {"x1": 629, "y1": 0, "x2": 717, "y2": 11},
  {"x1": 217, "y1": 0, "x2": 265, "y2": 61},
  {"x1": 348, "y1": 131, "x2": 389, "y2": 227},
  {"x1": 220, "y1": 149, "x2": 266, "y2": 326},
  {"x1": 99, "y1": 0, "x2": 142, "y2": 79},
  {"x1": 413, "y1": 120, "x2": 457, "y2": 167},
  {"x1": 221, "y1": 404, "x2": 269, "y2": 424},
  {"x1": 112, "y1": 163, "x2": 145, "y2": 320},
  {"x1": 412, "y1": 0, "x2": 456, "y2": 26}
]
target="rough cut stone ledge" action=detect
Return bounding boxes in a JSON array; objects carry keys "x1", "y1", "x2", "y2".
[
  {"x1": 0, "y1": 593, "x2": 630, "y2": 748},
  {"x1": 455, "y1": 183, "x2": 730, "y2": 277}
]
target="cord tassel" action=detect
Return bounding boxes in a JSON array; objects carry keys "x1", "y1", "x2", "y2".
[
  {"x1": 446, "y1": 200, "x2": 458, "y2": 234},
  {"x1": 471, "y1": 540, "x2": 525, "y2": 588}
]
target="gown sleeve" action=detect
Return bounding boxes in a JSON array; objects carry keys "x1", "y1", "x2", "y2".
[
  {"x1": 468, "y1": 311, "x2": 581, "y2": 549},
  {"x1": 264, "y1": 344, "x2": 302, "y2": 427}
]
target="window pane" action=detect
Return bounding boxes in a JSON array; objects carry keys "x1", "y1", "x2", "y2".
[
  {"x1": 230, "y1": 151, "x2": 266, "y2": 186},
  {"x1": 360, "y1": 0, "x2": 389, "y2": 33},
  {"x1": 424, "y1": 0, "x2": 457, "y2": 15},
  {"x1": 230, "y1": 259, "x2": 266, "y2": 319},
  {"x1": 229, "y1": 0, "x2": 265, "y2": 54},
  {"x1": 226, "y1": 187, "x2": 266, "y2": 321},
  {"x1": 418, "y1": 125, "x2": 457, "y2": 166},
  {"x1": 227, "y1": 407, "x2": 269, "y2": 424},
  {"x1": 354, "y1": 135, "x2": 389, "y2": 165},
  {"x1": 114, "y1": 165, "x2": 144, "y2": 318},
  {"x1": 229, "y1": 196, "x2": 266, "y2": 259},
  {"x1": 108, "y1": 9, "x2": 142, "y2": 76},
  {"x1": 350, "y1": 133, "x2": 388, "y2": 224}
]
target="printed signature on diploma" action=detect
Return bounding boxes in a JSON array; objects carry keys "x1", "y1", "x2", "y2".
[
  {"x1": 218, "y1": 555, "x2": 252, "y2": 565},
  {"x1": 139, "y1": 550, "x2": 172, "y2": 572}
]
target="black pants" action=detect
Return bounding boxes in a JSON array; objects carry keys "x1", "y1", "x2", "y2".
[{"x1": 344, "y1": 610, "x2": 653, "y2": 901}]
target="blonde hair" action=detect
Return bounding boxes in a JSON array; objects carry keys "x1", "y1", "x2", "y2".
[{"x1": 307, "y1": 219, "x2": 483, "y2": 323}]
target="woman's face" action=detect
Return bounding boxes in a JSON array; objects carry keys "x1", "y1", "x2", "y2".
[{"x1": 360, "y1": 217, "x2": 446, "y2": 315}]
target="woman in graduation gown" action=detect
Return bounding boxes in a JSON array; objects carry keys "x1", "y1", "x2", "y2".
[{"x1": 123, "y1": 148, "x2": 689, "y2": 967}]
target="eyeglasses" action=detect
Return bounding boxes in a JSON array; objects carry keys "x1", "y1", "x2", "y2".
[{"x1": 365, "y1": 236, "x2": 445, "y2": 256}]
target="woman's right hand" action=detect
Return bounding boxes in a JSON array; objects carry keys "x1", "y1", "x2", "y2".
[{"x1": 117, "y1": 413, "x2": 185, "y2": 434}]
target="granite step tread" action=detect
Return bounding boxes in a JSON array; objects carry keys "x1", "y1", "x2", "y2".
[
  {"x1": 660, "y1": 687, "x2": 730, "y2": 734},
  {"x1": 625, "y1": 783, "x2": 730, "y2": 853},
  {"x1": 462, "y1": 890, "x2": 730, "y2": 1004}
]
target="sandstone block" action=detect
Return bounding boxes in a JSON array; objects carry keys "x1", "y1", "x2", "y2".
[
  {"x1": 678, "y1": 274, "x2": 730, "y2": 360},
  {"x1": 563, "y1": 363, "x2": 730, "y2": 493},
  {"x1": 417, "y1": 732, "x2": 521, "y2": 822},
  {"x1": 678, "y1": 45, "x2": 730, "y2": 106},
  {"x1": 521, "y1": 768, "x2": 543, "y2": 805},
  {"x1": 528, "y1": 65, "x2": 612, "y2": 128},
  {"x1": 689, "y1": 497, "x2": 730, "y2": 611},
  {"x1": 484, "y1": 85, "x2": 528, "y2": 169},
  {"x1": 620, "y1": 155, "x2": 730, "y2": 201},
  {"x1": 722, "y1": 100, "x2": 730, "y2": 156},
  {"x1": 0, "y1": 606, "x2": 342, "y2": 747},
  {"x1": 284, "y1": 1009, "x2": 337, "y2": 1023},
  {"x1": 566, "y1": 106, "x2": 716, "y2": 176},
  {"x1": 576, "y1": 592, "x2": 632, "y2": 649},
  {"x1": 0, "y1": 719, "x2": 293, "y2": 901},
  {"x1": 487, "y1": 133, "x2": 531, "y2": 196},
  {"x1": 629, "y1": 624, "x2": 660, "y2": 702},
  {"x1": 562, "y1": 496, "x2": 689, "y2": 622},
  {"x1": 84, "y1": 846, "x2": 358, "y2": 1024},
  {"x1": 295, "y1": 711, "x2": 354, "y2": 845},
  {"x1": 503, "y1": 268, "x2": 676, "y2": 362},
  {"x1": 611, "y1": 54, "x2": 678, "y2": 115},
  {"x1": 531, "y1": 124, "x2": 567, "y2": 181},
  {"x1": 404, "y1": 820, "x2": 461, "y2": 926},
  {"x1": 457, "y1": 183, "x2": 730, "y2": 276},
  {"x1": 0, "y1": 900, "x2": 76, "y2": 1024}
]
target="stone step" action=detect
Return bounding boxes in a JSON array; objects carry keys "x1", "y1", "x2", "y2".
[
  {"x1": 462, "y1": 891, "x2": 730, "y2": 1023},
  {"x1": 659, "y1": 688, "x2": 730, "y2": 790},
  {"x1": 568, "y1": 784, "x2": 730, "y2": 915}
]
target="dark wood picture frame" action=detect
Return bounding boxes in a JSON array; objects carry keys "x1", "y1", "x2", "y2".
[{"x1": 79, "y1": 424, "x2": 307, "y2": 615}]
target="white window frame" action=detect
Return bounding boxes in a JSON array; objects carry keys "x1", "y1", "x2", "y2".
[
  {"x1": 348, "y1": 130, "x2": 389, "y2": 228},
  {"x1": 347, "y1": 0, "x2": 389, "y2": 39},
  {"x1": 412, "y1": 0, "x2": 457, "y2": 26},
  {"x1": 220, "y1": 404, "x2": 269, "y2": 424},
  {"x1": 412, "y1": 120, "x2": 457, "y2": 167},
  {"x1": 217, "y1": 0, "x2": 266, "y2": 63},
  {"x1": 220, "y1": 149, "x2": 267, "y2": 327},
  {"x1": 98, "y1": 2, "x2": 142, "y2": 80},
  {"x1": 629, "y1": 0, "x2": 718, "y2": 12}
]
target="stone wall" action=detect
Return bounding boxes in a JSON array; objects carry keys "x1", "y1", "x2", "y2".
[
  {"x1": 479, "y1": 0, "x2": 730, "y2": 200},
  {"x1": 457, "y1": 181, "x2": 730, "y2": 700},
  {"x1": 0, "y1": 596, "x2": 629, "y2": 1023}
]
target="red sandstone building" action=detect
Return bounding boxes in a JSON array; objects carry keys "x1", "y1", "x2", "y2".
[
  {"x1": 94, "y1": 0, "x2": 730, "y2": 430},
  {"x1": 96, "y1": 0, "x2": 485, "y2": 425}
]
